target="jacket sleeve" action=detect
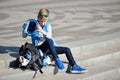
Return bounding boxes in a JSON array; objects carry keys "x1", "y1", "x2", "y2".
[
  {"x1": 46, "y1": 24, "x2": 52, "y2": 38},
  {"x1": 46, "y1": 24, "x2": 58, "y2": 46}
]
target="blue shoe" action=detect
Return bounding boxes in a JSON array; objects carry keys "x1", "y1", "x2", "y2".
[
  {"x1": 70, "y1": 64, "x2": 88, "y2": 73},
  {"x1": 55, "y1": 58, "x2": 65, "y2": 70}
]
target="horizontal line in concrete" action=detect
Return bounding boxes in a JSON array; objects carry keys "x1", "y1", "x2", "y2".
[{"x1": 0, "y1": 59, "x2": 119, "y2": 80}]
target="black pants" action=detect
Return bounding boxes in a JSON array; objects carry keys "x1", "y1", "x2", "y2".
[{"x1": 37, "y1": 38, "x2": 76, "y2": 66}]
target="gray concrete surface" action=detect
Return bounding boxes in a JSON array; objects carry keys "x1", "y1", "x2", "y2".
[
  {"x1": 0, "y1": 0, "x2": 120, "y2": 80},
  {"x1": 0, "y1": 0, "x2": 120, "y2": 46}
]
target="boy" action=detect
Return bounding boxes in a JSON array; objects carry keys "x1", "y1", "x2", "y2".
[{"x1": 24, "y1": 8, "x2": 88, "y2": 73}]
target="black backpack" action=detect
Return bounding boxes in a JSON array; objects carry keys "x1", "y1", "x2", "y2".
[{"x1": 18, "y1": 42, "x2": 43, "y2": 74}]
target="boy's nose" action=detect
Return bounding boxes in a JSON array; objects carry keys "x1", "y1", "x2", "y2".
[{"x1": 41, "y1": 22, "x2": 45, "y2": 26}]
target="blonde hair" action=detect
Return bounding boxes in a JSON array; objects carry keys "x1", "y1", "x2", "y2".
[{"x1": 37, "y1": 8, "x2": 49, "y2": 19}]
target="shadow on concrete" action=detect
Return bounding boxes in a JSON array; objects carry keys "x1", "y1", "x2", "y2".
[
  {"x1": 0, "y1": 46, "x2": 19, "y2": 63},
  {"x1": 9, "y1": 58, "x2": 19, "y2": 69},
  {"x1": 0, "y1": 46, "x2": 19, "y2": 54},
  {"x1": 0, "y1": 46, "x2": 20, "y2": 69}
]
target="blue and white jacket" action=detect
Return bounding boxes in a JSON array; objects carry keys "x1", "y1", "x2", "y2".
[{"x1": 22, "y1": 19, "x2": 57, "y2": 47}]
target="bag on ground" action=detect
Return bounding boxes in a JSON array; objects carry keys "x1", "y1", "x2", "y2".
[{"x1": 18, "y1": 42, "x2": 43, "y2": 73}]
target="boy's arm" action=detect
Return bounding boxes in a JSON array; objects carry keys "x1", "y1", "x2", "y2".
[
  {"x1": 37, "y1": 24, "x2": 47, "y2": 36},
  {"x1": 46, "y1": 24, "x2": 52, "y2": 38},
  {"x1": 37, "y1": 24, "x2": 52, "y2": 38}
]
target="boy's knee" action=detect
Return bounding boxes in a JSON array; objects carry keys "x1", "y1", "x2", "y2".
[
  {"x1": 64, "y1": 47, "x2": 71, "y2": 52},
  {"x1": 46, "y1": 38, "x2": 53, "y2": 43}
]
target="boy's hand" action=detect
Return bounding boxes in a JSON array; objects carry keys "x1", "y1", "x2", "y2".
[
  {"x1": 37, "y1": 24, "x2": 47, "y2": 36},
  {"x1": 37, "y1": 24, "x2": 43, "y2": 32}
]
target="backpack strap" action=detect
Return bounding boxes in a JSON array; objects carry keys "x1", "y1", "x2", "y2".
[{"x1": 25, "y1": 42, "x2": 38, "y2": 55}]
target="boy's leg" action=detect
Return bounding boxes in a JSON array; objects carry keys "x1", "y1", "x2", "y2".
[
  {"x1": 55, "y1": 46, "x2": 88, "y2": 73},
  {"x1": 37, "y1": 38, "x2": 65, "y2": 70},
  {"x1": 37, "y1": 39, "x2": 59, "y2": 59},
  {"x1": 55, "y1": 46, "x2": 76, "y2": 66}
]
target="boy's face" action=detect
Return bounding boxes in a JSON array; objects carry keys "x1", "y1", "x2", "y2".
[
  {"x1": 39, "y1": 18, "x2": 48, "y2": 26},
  {"x1": 38, "y1": 13, "x2": 48, "y2": 26}
]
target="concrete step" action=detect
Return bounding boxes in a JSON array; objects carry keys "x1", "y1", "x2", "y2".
[
  {"x1": 104, "y1": 74, "x2": 120, "y2": 80},
  {"x1": 60, "y1": 42, "x2": 120, "y2": 67},
  {"x1": 61, "y1": 31, "x2": 120, "y2": 54},
  {"x1": 34, "y1": 59, "x2": 120, "y2": 80},
  {"x1": 0, "y1": 59, "x2": 119, "y2": 80},
  {"x1": 0, "y1": 39, "x2": 120, "y2": 69},
  {"x1": 0, "y1": 42, "x2": 120, "y2": 80}
]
